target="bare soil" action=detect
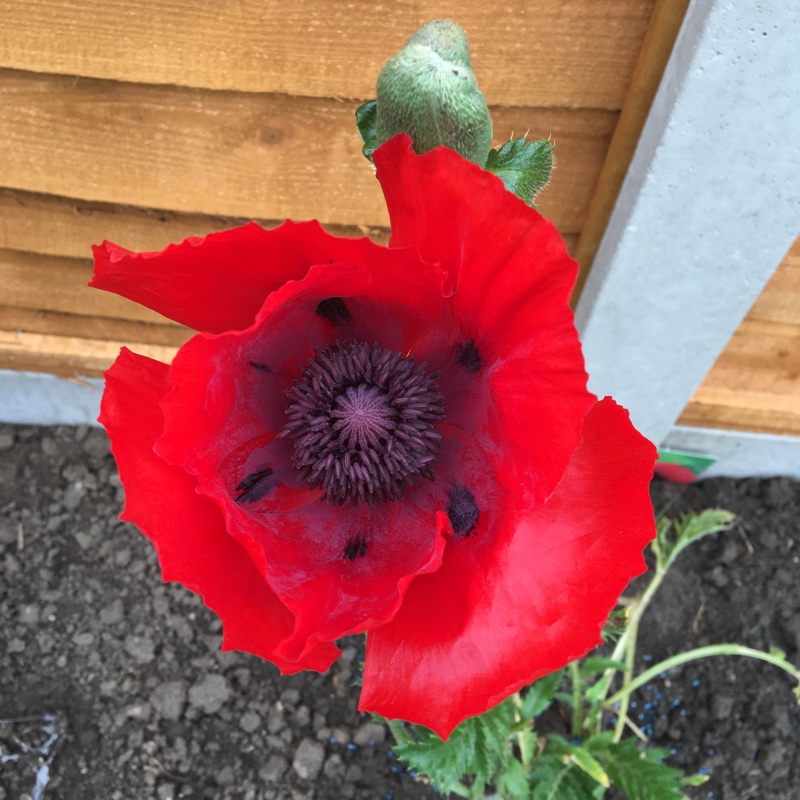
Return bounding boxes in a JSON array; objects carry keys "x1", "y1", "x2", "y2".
[{"x1": 1, "y1": 423, "x2": 798, "y2": 799}]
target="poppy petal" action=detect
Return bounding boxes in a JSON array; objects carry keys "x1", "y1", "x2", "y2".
[
  {"x1": 100, "y1": 347, "x2": 340, "y2": 673},
  {"x1": 359, "y1": 397, "x2": 657, "y2": 739},
  {"x1": 375, "y1": 135, "x2": 594, "y2": 507},
  {"x1": 91, "y1": 220, "x2": 432, "y2": 333}
]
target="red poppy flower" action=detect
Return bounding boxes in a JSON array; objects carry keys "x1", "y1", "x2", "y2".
[{"x1": 92, "y1": 134, "x2": 656, "y2": 739}]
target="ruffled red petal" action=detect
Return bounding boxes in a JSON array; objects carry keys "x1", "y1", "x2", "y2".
[
  {"x1": 359, "y1": 398, "x2": 657, "y2": 739},
  {"x1": 91, "y1": 220, "x2": 419, "y2": 333},
  {"x1": 153, "y1": 251, "x2": 450, "y2": 659},
  {"x1": 99, "y1": 347, "x2": 339, "y2": 673},
  {"x1": 375, "y1": 136, "x2": 595, "y2": 507}
]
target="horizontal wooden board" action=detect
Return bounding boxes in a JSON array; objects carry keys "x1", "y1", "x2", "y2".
[
  {"x1": 679, "y1": 319, "x2": 800, "y2": 437},
  {"x1": 0, "y1": 70, "x2": 615, "y2": 232},
  {"x1": 0, "y1": 0, "x2": 655, "y2": 110},
  {"x1": 0, "y1": 189, "x2": 389, "y2": 259},
  {"x1": 680, "y1": 238, "x2": 800, "y2": 438},
  {"x1": 744, "y1": 243, "x2": 800, "y2": 327},
  {"x1": 0, "y1": 248, "x2": 178, "y2": 326},
  {"x1": 0, "y1": 328, "x2": 178, "y2": 378},
  {"x1": 0, "y1": 189, "x2": 577, "y2": 261},
  {"x1": 0, "y1": 305, "x2": 192, "y2": 348}
]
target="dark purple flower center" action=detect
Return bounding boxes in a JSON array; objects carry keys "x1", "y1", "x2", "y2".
[{"x1": 283, "y1": 341, "x2": 444, "y2": 507}]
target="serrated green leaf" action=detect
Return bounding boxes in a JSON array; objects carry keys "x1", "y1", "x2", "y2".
[
  {"x1": 355, "y1": 100, "x2": 378, "y2": 161},
  {"x1": 543, "y1": 736, "x2": 610, "y2": 789},
  {"x1": 485, "y1": 135, "x2": 554, "y2": 207},
  {"x1": 521, "y1": 670, "x2": 565, "y2": 719},
  {"x1": 389, "y1": 698, "x2": 517, "y2": 795},
  {"x1": 500, "y1": 757, "x2": 532, "y2": 800},
  {"x1": 658, "y1": 509, "x2": 735, "y2": 568},
  {"x1": 580, "y1": 658, "x2": 629, "y2": 677},
  {"x1": 553, "y1": 691, "x2": 574, "y2": 706},
  {"x1": 530, "y1": 756, "x2": 605, "y2": 800},
  {"x1": 586, "y1": 737, "x2": 688, "y2": 800}
]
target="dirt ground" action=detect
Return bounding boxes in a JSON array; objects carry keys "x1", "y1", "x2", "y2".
[{"x1": 1, "y1": 423, "x2": 798, "y2": 800}]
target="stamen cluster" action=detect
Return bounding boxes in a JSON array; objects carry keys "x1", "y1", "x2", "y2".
[{"x1": 283, "y1": 341, "x2": 444, "y2": 506}]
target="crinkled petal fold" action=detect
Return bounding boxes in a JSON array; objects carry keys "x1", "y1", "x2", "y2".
[
  {"x1": 100, "y1": 347, "x2": 340, "y2": 673},
  {"x1": 359, "y1": 398, "x2": 657, "y2": 739},
  {"x1": 375, "y1": 135, "x2": 595, "y2": 507},
  {"x1": 91, "y1": 220, "x2": 414, "y2": 333}
]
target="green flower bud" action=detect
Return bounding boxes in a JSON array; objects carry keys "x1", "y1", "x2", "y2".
[{"x1": 375, "y1": 20, "x2": 493, "y2": 165}]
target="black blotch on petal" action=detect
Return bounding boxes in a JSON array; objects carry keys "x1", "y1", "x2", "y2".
[
  {"x1": 316, "y1": 297, "x2": 351, "y2": 325},
  {"x1": 249, "y1": 361, "x2": 270, "y2": 373},
  {"x1": 457, "y1": 340, "x2": 483, "y2": 373},
  {"x1": 447, "y1": 485, "x2": 479, "y2": 537},
  {"x1": 235, "y1": 467, "x2": 274, "y2": 504},
  {"x1": 343, "y1": 534, "x2": 368, "y2": 561}
]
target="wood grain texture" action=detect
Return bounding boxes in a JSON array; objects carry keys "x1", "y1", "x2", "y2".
[
  {"x1": 0, "y1": 189, "x2": 389, "y2": 259},
  {"x1": 680, "y1": 240, "x2": 800, "y2": 437},
  {"x1": 0, "y1": 70, "x2": 614, "y2": 231},
  {"x1": 0, "y1": 0, "x2": 655, "y2": 109},
  {"x1": 0, "y1": 189, "x2": 577, "y2": 263},
  {"x1": 572, "y1": 0, "x2": 690, "y2": 304},
  {"x1": 0, "y1": 329, "x2": 178, "y2": 377},
  {"x1": 0, "y1": 248, "x2": 178, "y2": 326},
  {"x1": 0, "y1": 305, "x2": 191, "y2": 348}
]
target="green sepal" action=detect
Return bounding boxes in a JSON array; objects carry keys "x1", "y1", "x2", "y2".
[
  {"x1": 355, "y1": 100, "x2": 378, "y2": 162},
  {"x1": 485, "y1": 135, "x2": 554, "y2": 206}
]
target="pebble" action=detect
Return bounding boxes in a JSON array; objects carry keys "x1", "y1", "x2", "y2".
[
  {"x1": 353, "y1": 721, "x2": 386, "y2": 746},
  {"x1": 100, "y1": 599, "x2": 125, "y2": 625},
  {"x1": 73, "y1": 632, "x2": 96, "y2": 647},
  {"x1": 293, "y1": 738, "x2": 325, "y2": 780},
  {"x1": 259, "y1": 754, "x2": 288, "y2": 784},
  {"x1": 150, "y1": 681, "x2": 187, "y2": 721},
  {"x1": 188, "y1": 674, "x2": 230, "y2": 714},
  {"x1": 239, "y1": 711, "x2": 261, "y2": 733},
  {"x1": 124, "y1": 634, "x2": 156, "y2": 664}
]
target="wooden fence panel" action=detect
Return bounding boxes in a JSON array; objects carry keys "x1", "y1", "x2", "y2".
[
  {"x1": 0, "y1": 0, "x2": 655, "y2": 108},
  {"x1": 0, "y1": 70, "x2": 614, "y2": 231}
]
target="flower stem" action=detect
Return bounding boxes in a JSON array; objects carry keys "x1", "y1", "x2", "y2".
[
  {"x1": 569, "y1": 660, "x2": 584, "y2": 738},
  {"x1": 604, "y1": 644, "x2": 800, "y2": 709},
  {"x1": 594, "y1": 564, "x2": 667, "y2": 738}
]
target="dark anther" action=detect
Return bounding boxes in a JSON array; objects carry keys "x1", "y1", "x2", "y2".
[
  {"x1": 282, "y1": 341, "x2": 445, "y2": 507},
  {"x1": 447, "y1": 485, "x2": 479, "y2": 536},
  {"x1": 249, "y1": 361, "x2": 270, "y2": 372},
  {"x1": 457, "y1": 340, "x2": 483, "y2": 373},
  {"x1": 343, "y1": 534, "x2": 368, "y2": 561},
  {"x1": 235, "y1": 467, "x2": 274, "y2": 504},
  {"x1": 316, "y1": 297, "x2": 352, "y2": 325}
]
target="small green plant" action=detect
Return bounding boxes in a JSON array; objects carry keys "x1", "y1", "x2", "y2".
[{"x1": 380, "y1": 509, "x2": 800, "y2": 799}]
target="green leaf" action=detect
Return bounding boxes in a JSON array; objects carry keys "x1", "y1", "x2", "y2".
[
  {"x1": 355, "y1": 100, "x2": 378, "y2": 161},
  {"x1": 521, "y1": 669, "x2": 565, "y2": 719},
  {"x1": 580, "y1": 658, "x2": 629, "y2": 678},
  {"x1": 681, "y1": 773, "x2": 710, "y2": 787},
  {"x1": 388, "y1": 698, "x2": 518, "y2": 795},
  {"x1": 658, "y1": 509, "x2": 735, "y2": 568},
  {"x1": 500, "y1": 757, "x2": 532, "y2": 800},
  {"x1": 586, "y1": 737, "x2": 688, "y2": 800},
  {"x1": 530, "y1": 756, "x2": 605, "y2": 800},
  {"x1": 485, "y1": 135, "x2": 554, "y2": 207},
  {"x1": 543, "y1": 736, "x2": 610, "y2": 789},
  {"x1": 518, "y1": 729, "x2": 537, "y2": 766}
]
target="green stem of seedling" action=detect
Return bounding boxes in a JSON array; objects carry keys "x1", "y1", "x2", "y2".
[
  {"x1": 592, "y1": 562, "x2": 668, "y2": 738},
  {"x1": 569, "y1": 660, "x2": 584, "y2": 738},
  {"x1": 605, "y1": 644, "x2": 800, "y2": 709}
]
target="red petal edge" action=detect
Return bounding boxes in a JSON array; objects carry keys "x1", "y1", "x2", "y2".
[
  {"x1": 99, "y1": 347, "x2": 340, "y2": 673},
  {"x1": 90, "y1": 220, "x2": 390, "y2": 333},
  {"x1": 359, "y1": 398, "x2": 657, "y2": 739}
]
